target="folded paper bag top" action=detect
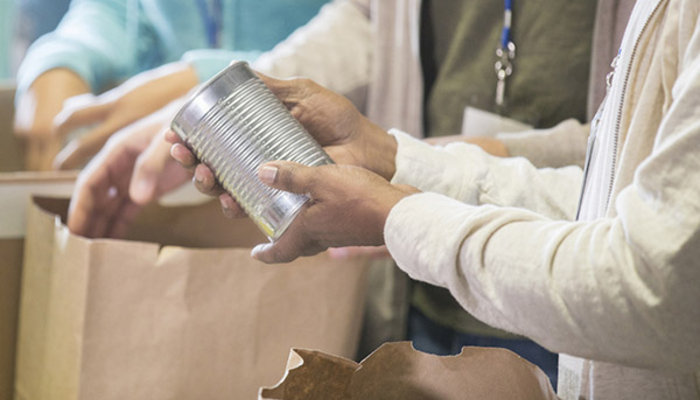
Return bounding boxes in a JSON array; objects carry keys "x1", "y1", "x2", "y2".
[
  {"x1": 260, "y1": 342, "x2": 558, "y2": 400},
  {"x1": 15, "y1": 196, "x2": 369, "y2": 400}
]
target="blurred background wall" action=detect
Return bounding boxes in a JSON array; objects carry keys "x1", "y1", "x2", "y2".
[{"x1": 0, "y1": 0, "x2": 14, "y2": 79}]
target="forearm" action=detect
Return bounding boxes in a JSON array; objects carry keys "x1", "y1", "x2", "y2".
[
  {"x1": 14, "y1": 68, "x2": 89, "y2": 137},
  {"x1": 497, "y1": 119, "x2": 590, "y2": 168},
  {"x1": 385, "y1": 186, "x2": 700, "y2": 372},
  {"x1": 358, "y1": 118, "x2": 398, "y2": 181},
  {"x1": 423, "y1": 119, "x2": 590, "y2": 168},
  {"x1": 16, "y1": 0, "x2": 139, "y2": 98},
  {"x1": 106, "y1": 62, "x2": 199, "y2": 110},
  {"x1": 424, "y1": 135, "x2": 510, "y2": 157},
  {"x1": 385, "y1": 43, "x2": 700, "y2": 370}
]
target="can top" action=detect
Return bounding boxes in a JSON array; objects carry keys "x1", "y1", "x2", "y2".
[{"x1": 170, "y1": 61, "x2": 257, "y2": 140}]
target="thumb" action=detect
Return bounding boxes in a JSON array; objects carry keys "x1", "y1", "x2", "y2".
[
  {"x1": 258, "y1": 161, "x2": 315, "y2": 195},
  {"x1": 129, "y1": 135, "x2": 188, "y2": 205}
]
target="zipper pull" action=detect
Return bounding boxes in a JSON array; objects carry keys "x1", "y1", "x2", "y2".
[{"x1": 605, "y1": 49, "x2": 622, "y2": 92}]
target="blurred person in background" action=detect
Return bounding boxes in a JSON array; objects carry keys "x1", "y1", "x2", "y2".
[
  {"x1": 0, "y1": 0, "x2": 19, "y2": 79},
  {"x1": 12, "y1": 0, "x2": 72, "y2": 72},
  {"x1": 64, "y1": 0, "x2": 635, "y2": 389},
  {"x1": 12, "y1": 0, "x2": 329, "y2": 170}
]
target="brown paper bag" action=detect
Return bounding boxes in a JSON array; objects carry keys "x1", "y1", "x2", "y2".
[
  {"x1": 261, "y1": 342, "x2": 558, "y2": 400},
  {"x1": 0, "y1": 84, "x2": 22, "y2": 400},
  {"x1": 0, "y1": 240, "x2": 23, "y2": 400},
  {"x1": 0, "y1": 85, "x2": 78, "y2": 400},
  {"x1": 0, "y1": 83, "x2": 21, "y2": 173},
  {"x1": 15, "y1": 197, "x2": 369, "y2": 400}
]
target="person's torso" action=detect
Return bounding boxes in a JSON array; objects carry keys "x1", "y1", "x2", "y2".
[
  {"x1": 577, "y1": 0, "x2": 665, "y2": 222},
  {"x1": 415, "y1": 0, "x2": 597, "y2": 338},
  {"x1": 423, "y1": 0, "x2": 595, "y2": 136},
  {"x1": 368, "y1": 0, "x2": 700, "y2": 396},
  {"x1": 134, "y1": 0, "x2": 329, "y2": 68}
]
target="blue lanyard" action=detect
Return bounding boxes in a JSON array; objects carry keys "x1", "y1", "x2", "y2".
[
  {"x1": 501, "y1": 0, "x2": 513, "y2": 49},
  {"x1": 196, "y1": 0, "x2": 223, "y2": 48}
]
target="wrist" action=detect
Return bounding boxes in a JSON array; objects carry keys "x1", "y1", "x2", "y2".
[
  {"x1": 15, "y1": 69, "x2": 89, "y2": 137},
  {"x1": 371, "y1": 184, "x2": 420, "y2": 246},
  {"x1": 464, "y1": 137, "x2": 510, "y2": 157},
  {"x1": 359, "y1": 118, "x2": 397, "y2": 181},
  {"x1": 368, "y1": 187, "x2": 408, "y2": 246}
]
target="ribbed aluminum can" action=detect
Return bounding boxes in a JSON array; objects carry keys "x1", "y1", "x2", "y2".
[{"x1": 171, "y1": 62, "x2": 332, "y2": 240}]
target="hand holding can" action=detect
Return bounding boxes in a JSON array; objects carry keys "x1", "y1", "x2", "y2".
[{"x1": 171, "y1": 62, "x2": 333, "y2": 240}]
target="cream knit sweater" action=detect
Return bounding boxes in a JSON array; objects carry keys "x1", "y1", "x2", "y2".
[{"x1": 386, "y1": 0, "x2": 700, "y2": 398}]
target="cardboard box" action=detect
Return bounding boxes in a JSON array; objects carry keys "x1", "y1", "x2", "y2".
[
  {"x1": 261, "y1": 342, "x2": 558, "y2": 400},
  {"x1": 0, "y1": 84, "x2": 77, "y2": 400},
  {"x1": 15, "y1": 197, "x2": 369, "y2": 400}
]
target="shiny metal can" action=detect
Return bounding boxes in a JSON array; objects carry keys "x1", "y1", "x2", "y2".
[{"x1": 171, "y1": 61, "x2": 332, "y2": 240}]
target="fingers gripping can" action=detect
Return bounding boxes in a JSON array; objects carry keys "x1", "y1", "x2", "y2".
[{"x1": 171, "y1": 62, "x2": 332, "y2": 240}]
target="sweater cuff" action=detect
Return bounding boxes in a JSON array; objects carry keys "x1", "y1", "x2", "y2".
[
  {"x1": 182, "y1": 49, "x2": 262, "y2": 83},
  {"x1": 389, "y1": 128, "x2": 485, "y2": 204},
  {"x1": 384, "y1": 192, "x2": 479, "y2": 288},
  {"x1": 16, "y1": 38, "x2": 97, "y2": 105}
]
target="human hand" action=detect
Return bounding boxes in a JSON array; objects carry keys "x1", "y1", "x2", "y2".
[
  {"x1": 259, "y1": 74, "x2": 398, "y2": 179},
  {"x1": 250, "y1": 161, "x2": 419, "y2": 264},
  {"x1": 53, "y1": 62, "x2": 199, "y2": 170},
  {"x1": 167, "y1": 74, "x2": 400, "y2": 218},
  {"x1": 13, "y1": 68, "x2": 89, "y2": 170},
  {"x1": 328, "y1": 245, "x2": 392, "y2": 260},
  {"x1": 67, "y1": 101, "x2": 191, "y2": 238}
]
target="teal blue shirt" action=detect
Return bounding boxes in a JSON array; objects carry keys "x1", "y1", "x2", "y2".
[{"x1": 16, "y1": 0, "x2": 329, "y2": 99}]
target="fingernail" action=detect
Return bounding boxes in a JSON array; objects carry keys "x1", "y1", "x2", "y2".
[
  {"x1": 222, "y1": 207, "x2": 235, "y2": 219},
  {"x1": 220, "y1": 195, "x2": 235, "y2": 218},
  {"x1": 131, "y1": 178, "x2": 154, "y2": 203},
  {"x1": 251, "y1": 243, "x2": 272, "y2": 259},
  {"x1": 259, "y1": 165, "x2": 278, "y2": 185},
  {"x1": 328, "y1": 248, "x2": 350, "y2": 260},
  {"x1": 220, "y1": 194, "x2": 230, "y2": 209}
]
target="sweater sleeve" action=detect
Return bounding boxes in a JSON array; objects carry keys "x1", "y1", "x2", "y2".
[
  {"x1": 384, "y1": 13, "x2": 700, "y2": 371},
  {"x1": 180, "y1": 49, "x2": 261, "y2": 83},
  {"x1": 16, "y1": 0, "x2": 157, "y2": 100},
  {"x1": 390, "y1": 129, "x2": 582, "y2": 220},
  {"x1": 497, "y1": 119, "x2": 591, "y2": 169}
]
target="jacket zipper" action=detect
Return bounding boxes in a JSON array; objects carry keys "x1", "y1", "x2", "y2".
[
  {"x1": 576, "y1": 47, "x2": 622, "y2": 220},
  {"x1": 605, "y1": 0, "x2": 666, "y2": 211}
]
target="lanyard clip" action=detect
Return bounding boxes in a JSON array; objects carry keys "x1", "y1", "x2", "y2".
[
  {"x1": 495, "y1": 41, "x2": 516, "y2": 108},
  {"x1": 495, "y1": 0, "x2": 516, "y2": 109},
  {"x1": 495, "y1": 41, "x2": 516, "y2": 78}
]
